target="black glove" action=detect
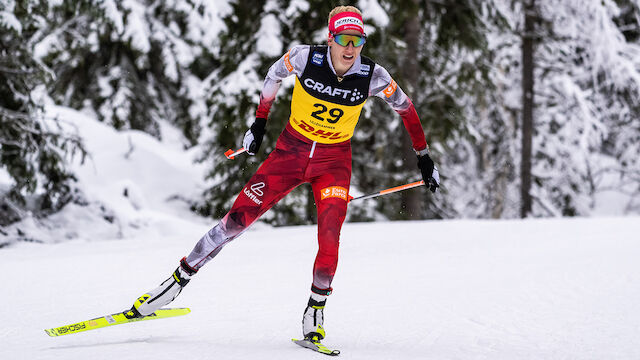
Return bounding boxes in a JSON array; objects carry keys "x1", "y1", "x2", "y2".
[
  {"x1": 417, "y1": 153, "x2": 440, "y2": 193},
  {"x1": 242, "y1": 117, "x2": 267, "y2": 155}
]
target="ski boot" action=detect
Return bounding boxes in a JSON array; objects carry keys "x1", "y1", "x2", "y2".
[
  {"x1": 302, "y1": 292, "x2": 329, "y2": 341},
  {"x1": 128, "y1": 257, "x2": 197, "y2": 318}
]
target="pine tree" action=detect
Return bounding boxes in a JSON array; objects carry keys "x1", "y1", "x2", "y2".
[
  {"x1": 0, "y1": 0, "x2": 85, "y2": 227},
  {"x1": 38, "y1": 0, "x2": 212, "y2": 146},
  {"x1": 350, "y1": 0, "x2": 502, "y2": 220},
  {"x1": 529, "y1": 0, "x2": 640, "y2": 215},
  {"x1": 456, "y1": 0, "x2": 640, "y2": 218}
]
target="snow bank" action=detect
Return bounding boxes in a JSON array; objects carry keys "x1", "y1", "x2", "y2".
[{"x1": 0, "y1": 103, "x2": 209, "y2": 245}]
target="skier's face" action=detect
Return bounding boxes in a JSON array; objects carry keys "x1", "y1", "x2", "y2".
[{"x1": 328, "y1": 30, "x2": 364, "y2": 76}]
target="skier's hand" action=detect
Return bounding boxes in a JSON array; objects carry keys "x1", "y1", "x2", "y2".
[
  {"x1": 417, "y1": 152, "x2": 440, "y2": 193},
  {"x1": 243, "y1": 117, "x2": 267, "y2": 155}
]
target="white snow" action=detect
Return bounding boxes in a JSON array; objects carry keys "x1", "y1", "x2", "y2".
[
  {"x1": 102, "y1": 0, "x2": 125, "y2": 35},
  {"x1": 256, "y1": 12, "x2": 283, "y2": 57},
  {"x1": 284, "y1": 0, "x2": 310, "y2": 18},
  {"x1": 359, "y1": 0, "x2": 389, "y2": 28},
  {"x1": 50, "y1": 103, "x2": 207, "y2": 220},
  {"x1": 0, "y1": 167, "x2": 13, "y2": 188},
  {"x1": 0, "y1": 0, "x2": 21, "y2": 34},
  {"x1": 184, "y1": 0, "x2": 231, "y2": 51},
  {"x1": 122, "y1": 0, "x2": 151, "y2": 57},
  {"x1": 1, "y1": 216, "x2": 639, "y2": 359}
]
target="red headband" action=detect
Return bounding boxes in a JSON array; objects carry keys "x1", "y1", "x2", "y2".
[{"x1": 328, "y1": 11, "x2": 365, "y2": 35}]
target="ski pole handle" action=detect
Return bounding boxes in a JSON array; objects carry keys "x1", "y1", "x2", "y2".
[
  {"x1": 224, "y1": 147, "x2": 247, "y2": 160},
  {"x1": 348, "y1": 180, "x2": 425, "y2": 202}
]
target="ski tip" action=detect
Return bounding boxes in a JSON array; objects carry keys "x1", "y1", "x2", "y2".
[
  {"x1": 158, "y1": 307, "x2": 191, "y2": 313},
  {"x1": 154, "y1": 307, "x2": 191, "y2": 318},
  {"x1": 171, "y1": 307, "x2": 191, "y2": 313},
  {"x1": 44, "y1": 329, "x2": 57, "y2": 337}
]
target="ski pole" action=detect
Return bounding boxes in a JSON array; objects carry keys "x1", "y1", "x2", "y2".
[
  {"x1": 348, "y1": 180, "x2": 425, "y2": 202},
  {"x1": 224, "y1": 147, "x2": 247, "y2": 160}
]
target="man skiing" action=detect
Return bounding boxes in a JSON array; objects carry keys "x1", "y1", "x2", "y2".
[{"x1": 130, "y1": 5, "x2": 440, "y2": 345}]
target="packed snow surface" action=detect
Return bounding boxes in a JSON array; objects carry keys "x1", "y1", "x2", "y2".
[{"x1": 2, "y1": 216, "x2": 639, "y2": 359}]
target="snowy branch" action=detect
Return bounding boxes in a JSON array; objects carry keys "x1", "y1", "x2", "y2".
[{"x1": 0, "y1": 66, "x2": 35, "y2": 75}]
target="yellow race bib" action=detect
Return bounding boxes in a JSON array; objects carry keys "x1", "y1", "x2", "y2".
[
  {"x1": 289, "y1": 78, "x2": 366, "y2": 143},
  {"x1": 287, "y1": 46, "x2": 373, "y2": 144}
]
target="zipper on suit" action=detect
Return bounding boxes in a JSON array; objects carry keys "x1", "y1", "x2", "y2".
[{"x1": 309, "y1": 141, "x2": 317, "y2": 158}]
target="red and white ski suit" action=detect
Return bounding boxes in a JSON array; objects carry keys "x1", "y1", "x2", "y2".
[{"x1": 185, "y1": 44, "x2": 428, "y2": 294}]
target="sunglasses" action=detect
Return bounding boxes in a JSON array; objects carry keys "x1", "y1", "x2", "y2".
[{"x1": 332, "y1": 33, "x2": 367, "y2": 47}]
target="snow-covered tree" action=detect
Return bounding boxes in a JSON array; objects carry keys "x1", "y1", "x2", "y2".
[
  {"x1": 0, "y1": 0, "x2": 85, "y2": 227},
  {"x1": 349, "y1": 0, "x2": 507, "y2": 220},
  {"x1": 435, "y1": 0, "x2": 522, "y2": 219},
  {"x1": 447, "y1": 0, "x2": 640, "y2": 218},
  {"x1": 528, "y1": 0, "x2": 640, "y2": 216},
  {"x1": 36, "y1": 0, "x2": 223, "y2": 146}
]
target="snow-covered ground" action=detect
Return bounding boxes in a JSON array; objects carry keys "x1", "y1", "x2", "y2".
[{"x1": 2, "y1": 216, "x2": 639, "y2": 359}]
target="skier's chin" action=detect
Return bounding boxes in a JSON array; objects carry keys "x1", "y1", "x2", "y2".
[{"x1": 340, "y1": 57, "x2": 354, "y2": 68}]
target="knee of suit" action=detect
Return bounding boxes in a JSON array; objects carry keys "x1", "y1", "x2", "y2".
[
  {"x1": 317, "y1": 227, "x2": 340, "y2": 244},
  {"x1": 316, "y1": 204, "x2": 347, "y2": 233},
  {"x1": 223, "y1": 211, "x2": 251, "y2": 237}
]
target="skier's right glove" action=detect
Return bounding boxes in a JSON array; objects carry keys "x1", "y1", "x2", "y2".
[
  {"x1": 243, "y1": 117, "x2": 267, "y2": 155},
  {"x1": 417, "y1": 151, "x2": 440, "y2": 193}
]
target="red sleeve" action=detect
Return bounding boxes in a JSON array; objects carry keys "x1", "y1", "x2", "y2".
[
  {"x1": 395, "y1": 99, "x2": 428, "y2": 151},
  {"x1": 255, "y1": 94, "x2": 274, "y2": 119}
]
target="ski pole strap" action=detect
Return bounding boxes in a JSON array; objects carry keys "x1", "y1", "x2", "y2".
[{"x1": 348, "y1": 180, "x2": 425, "y2": 202}]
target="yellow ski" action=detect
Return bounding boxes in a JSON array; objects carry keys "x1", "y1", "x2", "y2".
[{"x1": 44, "y1": 308, "x2": 190, "y2": 337}]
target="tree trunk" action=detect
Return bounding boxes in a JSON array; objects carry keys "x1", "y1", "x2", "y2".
[
  {"x1": 400, "y1": 0, "x2": 423, "y2": 220},
  {"x1": 520, "y1": 0, "x2": 535, "y2": 218}
]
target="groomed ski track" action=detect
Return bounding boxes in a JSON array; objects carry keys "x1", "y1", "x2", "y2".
[{"x1": 2, "y1": 217, "x2": 639, "y2": 360}]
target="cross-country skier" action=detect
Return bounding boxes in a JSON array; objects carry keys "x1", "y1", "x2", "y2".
[{"x1": 130, "y1": 5, "x2": 440, "y2": 344}]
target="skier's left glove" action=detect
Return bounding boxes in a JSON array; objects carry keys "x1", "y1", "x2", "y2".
[
  {"x1": 417, "y1": 150, "x2": 440, "y2": 193},
  {"x1": 243, "y1": 117, "x2": 267, "y2": 155}
]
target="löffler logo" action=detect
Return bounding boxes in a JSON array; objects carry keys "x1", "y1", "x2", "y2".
[
  {"x1": 320, "y1": 186, "x2": 348, "y2": 201},
  {"x1": 250, "y1": 182, "x2": 265, "y2": 196},
  {"x1": 244, "y1": 182, "x2": 265, "y2": 205}
]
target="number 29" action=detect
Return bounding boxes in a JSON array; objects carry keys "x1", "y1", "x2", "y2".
[{"x1": 311, "y1": 104, "x2": 343, "y2": 124}]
